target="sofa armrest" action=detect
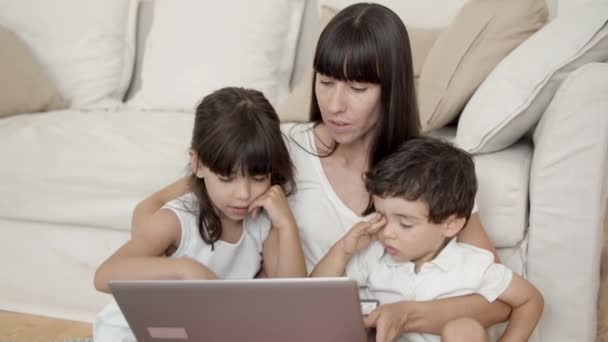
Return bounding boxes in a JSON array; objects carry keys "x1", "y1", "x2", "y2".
[{"x1": 528, "y1": 63, "x2": 608, "y2": 342}]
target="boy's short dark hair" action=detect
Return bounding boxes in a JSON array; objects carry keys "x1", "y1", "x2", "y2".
[{"x1": 365, "y1": 136, "x2": 477, "y2": 223}]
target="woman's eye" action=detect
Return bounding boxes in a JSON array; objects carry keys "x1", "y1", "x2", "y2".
[
  {"x1": 219, "y1": 176, "x2": 233, "y2": 183},
  {"x1": 350, "y1": 85, "x2": 367, "y2": 92},
  {"x1": 319, "y1": 80, "x2": 333, "y2": 86}
]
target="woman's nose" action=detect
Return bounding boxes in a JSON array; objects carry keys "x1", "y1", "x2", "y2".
[{"x1": 327, "y1": 84, "x2": 347, "y2": 113}]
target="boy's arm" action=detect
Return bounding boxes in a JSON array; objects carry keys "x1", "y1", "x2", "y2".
[
  {"x1": 496, "y1": 273, "x2": 544, "y2": 342},
  {"x1": 131, "y1": 177, "x2": 191, "y2": 237},
  {"x1": 94, "y1": 209, "x2": 216, "y2": 293},
  {"x1": 310, "y1": 241, "x2": 353, "y2": 277}
]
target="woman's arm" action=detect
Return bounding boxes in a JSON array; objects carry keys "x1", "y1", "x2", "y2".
[
  {"x1": 95, "y1": 209, "x2": 216, "y2": 293},
  {"x1": 132, "y1": 177, "x2": 191, "y2": 237}
]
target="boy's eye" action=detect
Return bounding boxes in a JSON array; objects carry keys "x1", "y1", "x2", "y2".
[{"x1": 400, "y1": 223, "x2": 413, "y2": 229}]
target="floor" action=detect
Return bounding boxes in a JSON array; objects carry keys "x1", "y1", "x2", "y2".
[{"x1": 2, "y1": 212, "x2": 608, "y2": 341}]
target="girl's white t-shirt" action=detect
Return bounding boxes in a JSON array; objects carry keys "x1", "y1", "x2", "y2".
[
  {"x1": 283, "y1": 122, "x2": 478, "y2": 272},
  {"x1": 93, "y1": 193, "x2": 271, "y2": 342}
]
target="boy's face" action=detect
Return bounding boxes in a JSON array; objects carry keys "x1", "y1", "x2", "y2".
[{"x1": 373, "y1": 195, "x2": 458, "y2": 266}]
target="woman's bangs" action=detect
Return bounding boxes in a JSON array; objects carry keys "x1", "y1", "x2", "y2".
[{"x1": 314, "y1": 27, "x2": 379, "y2": 83}]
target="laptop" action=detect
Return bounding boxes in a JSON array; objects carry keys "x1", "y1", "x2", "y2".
[{"x1": 109, "y1": 277, "x2": 375, "y2": 342}]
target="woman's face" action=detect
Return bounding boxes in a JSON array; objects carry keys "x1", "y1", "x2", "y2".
[{"x1": 315, "y1": 73, "x2": 382, "y2": 146}]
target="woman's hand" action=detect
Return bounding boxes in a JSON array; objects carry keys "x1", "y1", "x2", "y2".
[
  {"x1": 364, "y1": 301, "x2": 413, "y2": 342},
  {"x1": 339, "y1": 214, "x2": 386, "y2": 257},
  {"x1": 248, "y1": 185, "x2": 296, "y2": 231}
]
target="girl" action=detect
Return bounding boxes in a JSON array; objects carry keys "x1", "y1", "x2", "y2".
[
  {"x1": 132, "y1": 4, "x2": 510, "y2": 341},
  {"x1": 93, "y1": 87, "x2": 306, "y2": 342}
]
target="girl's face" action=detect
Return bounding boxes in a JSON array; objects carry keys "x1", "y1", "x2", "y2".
[
  {"x1": 315, "y1": 73, "x2": 382, "y2": 146},
  {"x1": 197, "y1": 165, "x2": 271, "y2": 222}
]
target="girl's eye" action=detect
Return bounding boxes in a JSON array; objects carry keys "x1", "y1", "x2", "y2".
[
  {"x1": 252, "y1": 176, "x2": 268, "y2": 182},
  {"x1": 350, "y1": 85, "x2": 367, "y2": 92},
  {"x1": 218, "y1": 176, "x2": 233, "y2": 183}
]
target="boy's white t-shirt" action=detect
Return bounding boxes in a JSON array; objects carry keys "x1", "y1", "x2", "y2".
[
  {"x1": 93, "y1": 193, "x2": 271, "y2": 342},
  {"x1": 346, "y1": 238, "x2": 513, "y2": 342},
  {"x1": 283, "y1": 123, "x2": 478, "y2": 272}
]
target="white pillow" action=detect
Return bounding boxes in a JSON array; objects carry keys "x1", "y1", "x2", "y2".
[
  {"x1": 128, "y1": 0, "x2": 306, "y2": 112},
  {"x1": 0, "y1": 0, "x2": 138, "y2": 109},
  {"x1": 455, "y1": 0, "x2": 608, "y2": 154}
]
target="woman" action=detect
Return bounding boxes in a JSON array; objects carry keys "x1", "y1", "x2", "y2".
[{"x1": 132, "y1": 3, "x2": 510, "y2": 341}]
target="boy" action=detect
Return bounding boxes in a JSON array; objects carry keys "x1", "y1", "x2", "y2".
[{"x1": 312, "y1": 137, "x2": 543, "y2": 342}]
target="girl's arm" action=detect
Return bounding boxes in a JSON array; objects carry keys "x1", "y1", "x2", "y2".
[
  {"x1": 497, "y1": 274, "x2": 544, "y2": 342},
  {"x1": 132, "y1": 177, "x2": 190, "y2": 237},
  {"x1": 95, "y1": 209, "x2": 216, "y2": 293},
  {"x1": 256, "y1": 186, "x2": 306, "y2": 278}
]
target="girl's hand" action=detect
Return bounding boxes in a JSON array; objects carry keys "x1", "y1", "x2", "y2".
[
  {"x1": 248, "y1": 185, "x2": 295, "y2": 231},
  {"x1": 339, "y1": 213, "x2": 386, "y2": 256},
  {"x1": 178, "y1": 257, "x2": 219, "y2": 280}
]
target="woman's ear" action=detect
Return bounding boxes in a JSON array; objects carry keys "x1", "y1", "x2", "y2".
[
  {"x1": 441, "y1": 215, "x2": 467, "y2": 238},
  {"x1": 189, "y1": 149, "x2": 206, "y2": 179}
]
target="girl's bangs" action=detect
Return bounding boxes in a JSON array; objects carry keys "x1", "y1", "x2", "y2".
[
  {"x1": 314, "y1": 26, "x2": 380, "y2": 83},
  {"x1": 204, "y1": 129, "x2": 272, "y2": 177}
]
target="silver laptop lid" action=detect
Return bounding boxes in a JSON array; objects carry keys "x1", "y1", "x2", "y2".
[{"x1": 110, "y1": 277, "x2": 369, "y2": 342}]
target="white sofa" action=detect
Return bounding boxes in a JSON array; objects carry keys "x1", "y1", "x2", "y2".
[{"x1": 0, "y1": 1, "x2": 606, "y2": 341}]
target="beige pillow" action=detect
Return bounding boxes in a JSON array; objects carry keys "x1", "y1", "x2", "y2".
[
  {"x1": 276, "y1": 5, "x2": 442, "y2": 122},
  {"x1": 418, "y1": 0, "x2": 548, "y2": 132},
  {"x1": 0, "y1": 27, "x2": 68, "y2": 117}
]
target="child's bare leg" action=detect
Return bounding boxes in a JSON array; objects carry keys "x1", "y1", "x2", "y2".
[{"x1": 441, "y1": 317, "x2": 487, "y2": 342}]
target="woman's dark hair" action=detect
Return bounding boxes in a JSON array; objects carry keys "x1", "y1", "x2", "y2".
[
  {"x1": 310, "y1": 3, "x2": 420, "y2": 168},
  {"x1": 365, "y1": 137, "x2": 477, "y2": 223},
  {"x1": 189, "y1": 87, "x2": 294, "y2": 246}
]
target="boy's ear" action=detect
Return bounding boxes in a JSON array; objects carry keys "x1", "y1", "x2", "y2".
[
  {"x1": 441, "y1": 215, "x2": 467, "y2": 238},
  {"x1": 189, "y1": 149, "x2": 206, "y2": 179}
]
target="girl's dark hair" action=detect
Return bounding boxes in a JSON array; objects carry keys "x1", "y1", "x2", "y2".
[
  {"x1": 189, "y1": 87, "x2": 294, "y2": 245},
  {"x1": 310, "y1": 3, "x2": 420, "y2": 168},
  {"x1": 365, "y1": 137, "x2": 477, "y2": 223}
]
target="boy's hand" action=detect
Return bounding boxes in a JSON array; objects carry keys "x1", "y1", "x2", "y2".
[
  {"x1": 248, "y1": 185, "x2": 295, "y2": 231},
  {"x1": 339, "y1": 214, "x2": 386, "y2": 256},
  {"x1": 364, "y1": 301, "x2": 411, "y2": 342}
]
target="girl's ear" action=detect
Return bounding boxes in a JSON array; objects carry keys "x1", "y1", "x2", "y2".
[
  {"x1": 189, "y1": 149, "x2": 206, "y2": 179},
  {"x1": 441, "y1": 215, "x2": 467, "y2": 238}
]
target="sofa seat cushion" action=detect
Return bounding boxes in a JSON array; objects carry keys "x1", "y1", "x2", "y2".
[
  {"x1": 431, "y1": 127, "x2": 532, "y2": 248},
  {"x1": 0, "y1": 110, "x2": 193, "y2": 231}
]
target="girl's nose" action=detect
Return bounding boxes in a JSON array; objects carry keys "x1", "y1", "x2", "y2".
[{"x1": 235, "y1": 179, "x2": 251, "y2": 200}]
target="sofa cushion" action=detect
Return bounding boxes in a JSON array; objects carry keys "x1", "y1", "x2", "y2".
[
  {"x1": 430, "y1": 127, "x2": 531, "y2": 248},
  {"x1": 127, "y1": 0, "x2": 306, "y2": 112},
  {"x1": 418, "y1": 0, "x2": 548, "y2": 132},
  {"x1": 456, "y1": 1, "x2": 608, "y2": 154},
  {"x1": 0, "y1": 110, "x2": 193, "y2": 231},
  {"x1": 0, "y1": 27, "x2": 68, "y2": 117},
  {"x1": 0, "y1": 0, "x2": 138, "y2": 109}
]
